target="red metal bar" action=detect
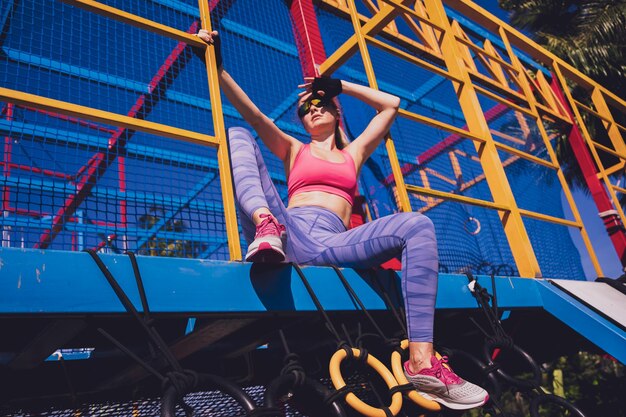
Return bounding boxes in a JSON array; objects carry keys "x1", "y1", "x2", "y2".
[
  {"x1": 2, "y1": 103, "x2": 13, "y2": 211},
  {"x1": 0, "y1": 161, "x2": 74, "y2": 180},
  {"x1": 289, "y1": 0, "x2": 327, "y2": 77},
  {"x1": 4, "y1": 205, "x2": 119, "y2": 227},
  {"x1": 18, "y1": 105, "x2": 117, "y2": 134},
  {"x1": 35, "y1": 21, "x2": 201, "y2": 248},
  {"x1": 550, "y1": 75, "x2": 626, "y2": 267}
]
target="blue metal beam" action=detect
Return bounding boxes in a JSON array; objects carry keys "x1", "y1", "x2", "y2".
[
  {"x1": 2, "y1": 248, "x2": 621, "y2": 362},
  {"x1": 0, "y1": 247, "x2": 542, "y2": 316},
  {"x1": 536, "y1": 281, "x2": 626, "y2": 363}
]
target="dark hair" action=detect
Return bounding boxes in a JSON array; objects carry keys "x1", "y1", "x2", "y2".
[{"x1": 334, "y1": 121, "x2": 344, "y2": 150}]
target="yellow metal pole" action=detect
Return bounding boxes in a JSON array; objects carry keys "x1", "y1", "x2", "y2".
[
  {"x1": 423, "y1": 0, "x2": 541, "y2": 277},
  {"x1": 344, "y1": 0, "x2": 412, "y2": 213},
  {"x1": 590, "y1": 88, "x2": 626, "y2": 161},
  {"x1": 0, "y1": 87, "x2": 218, "y2": 146},
  {"x1": 198, "y1": 1, "x2": 242, "y2": 260},
  {"x1": 499, "y1": 28, "x2": 603, "y2": 276}
]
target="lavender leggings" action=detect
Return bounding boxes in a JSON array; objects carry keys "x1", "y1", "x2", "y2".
[{"x1": 229, "y1": 127, "x2": 439, "y2": 342}]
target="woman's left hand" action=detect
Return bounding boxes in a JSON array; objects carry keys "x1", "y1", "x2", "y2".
[{"x1": 298, "y1": 77, "x2": 342, "y2": 100}]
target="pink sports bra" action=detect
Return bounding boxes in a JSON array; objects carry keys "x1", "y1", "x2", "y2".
[{"x1": 287, "y1": 144, "x2": 358, "y2": 205}]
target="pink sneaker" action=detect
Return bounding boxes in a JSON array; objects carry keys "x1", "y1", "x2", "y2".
[
  {"x1": 245, "y1": 214, "x2": 286, "y2": 263},
  {"x1": 404, "y1": 356, "x2": 488, "y2": 410}
]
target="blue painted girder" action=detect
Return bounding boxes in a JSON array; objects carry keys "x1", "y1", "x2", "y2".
[{"x1": 0, "y1": 247, "x2": 623, "y2": 362}]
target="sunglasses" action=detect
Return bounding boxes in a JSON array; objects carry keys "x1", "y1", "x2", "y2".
[{"x1": 297, "y1": 98, "x2": 333, "y2": 118}]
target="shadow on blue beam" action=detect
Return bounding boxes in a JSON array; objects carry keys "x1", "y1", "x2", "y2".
[{"x1": 0, "y1": 247, "x2": 623, "y2": 363}]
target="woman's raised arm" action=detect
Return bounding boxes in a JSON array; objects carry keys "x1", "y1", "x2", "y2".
[
  {"x1": 196, "y1": 30, "x2": 300, "y2": 162},
  {"x1": 341, "y1": 81, "x2": 400, "y2": 168}
]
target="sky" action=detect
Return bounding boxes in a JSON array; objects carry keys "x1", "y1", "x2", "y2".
[{"x1": 473, "y1": 0, "x2": 622, "y2": 280}]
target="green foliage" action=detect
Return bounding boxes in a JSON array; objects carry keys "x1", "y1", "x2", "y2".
[
  {"x1": 543, "y1": 352, "x2": 625, "y2": 416},
  {"x1": 499, "y1": 0, "x2": 626, "y2": 98},
  {"x1": 459, "y1": 352, "x2": 623, "y2": 416}
]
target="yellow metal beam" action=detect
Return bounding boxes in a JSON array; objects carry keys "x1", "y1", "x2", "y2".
[
  {"x1": 364, "y1": 35, "x2": 459, "y2": 83},
  {"x1": 406, "y1": 184, "x2": 509, "y2": 211},
  {"x1": 518, "y1": 209, "x2": 581, "y2": 229},
  {"x1": 198, "y1": 0, "x2": 242, "y2": 261},
  {"x1": 60, "y1": 0, "x2": 206, "y2": 47},
  {"x1": 378, "y1": 0, "x2": 446, "y2": 33},
  {"x1": 319, "y1": 0, "x2": 410, "y2": 75},
  {"x1": 590, "y1": 140, "x2": 626, "y2": 161},
  {"x1": 425, "y1": 0, "x2": 541, "y2": 277},
  {"x1": 603, "y1": 161, "x2": 625, "y2": 178},
  {"x1": 0, "y1": 87, "x2": 219, "y2": 146},
  {"x1": 398, "y1": 108, "x2": 484, "y2": 143},
  {"x1": 591, "y1": 88, "x2": 626, "y2": 164},
  {"x1": 493, "y1": 142, "x2": 558, "y2": 170}
]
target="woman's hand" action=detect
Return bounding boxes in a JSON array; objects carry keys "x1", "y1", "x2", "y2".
[
  {"x1": 194, "y1": 29, "x2": 222, "y2": 69},
  {"x1": 298, "y1": 77, "x2": 342, "y2": 100}
]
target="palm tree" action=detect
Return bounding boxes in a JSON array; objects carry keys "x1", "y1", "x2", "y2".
[
  {"x1": 499, "y1": 0, "x2": 626, "y2": 98},
  {"x1": 499, "y1": 0, "x2": 625, "y2": 198}
]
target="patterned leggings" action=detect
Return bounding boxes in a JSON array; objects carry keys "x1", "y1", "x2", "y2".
[{"x1": 229, "y1": 127, "x2": 439, "y2": 342}]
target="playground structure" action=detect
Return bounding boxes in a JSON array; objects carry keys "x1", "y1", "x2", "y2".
[{"x1": 0, "y1": 0, "x2": 625, "y2": 416}]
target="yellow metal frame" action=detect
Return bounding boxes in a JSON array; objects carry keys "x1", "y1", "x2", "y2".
[{"x1": 315, "y1": 0, "x2": 614, "y2": 277}]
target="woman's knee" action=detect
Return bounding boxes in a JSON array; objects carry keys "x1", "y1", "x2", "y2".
[
  {"x1": 228, "y1": 127, "x2": 257, "y2": 150},
  {"x1": 403, "y1": 212, "x2": 435, "y2": 237}
]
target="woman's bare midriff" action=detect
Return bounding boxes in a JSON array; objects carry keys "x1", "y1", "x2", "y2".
[{"x1": 288, "y1": 191, "x2": 352, "y2": 228}]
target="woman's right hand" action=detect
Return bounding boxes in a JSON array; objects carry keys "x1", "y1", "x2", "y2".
[{"x1": 194, "y1": 29, "x2": 222, "y2": 69}]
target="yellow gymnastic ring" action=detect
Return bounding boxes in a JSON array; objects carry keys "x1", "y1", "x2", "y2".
[
  {"x1": 329, "y1": 347, "x2": 403, "y2": 417},
  {"x1": 390, "y1": 339, "x2": 442, "y2": 412}
]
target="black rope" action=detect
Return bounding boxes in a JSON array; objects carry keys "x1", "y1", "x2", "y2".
[
  {"x1": 324, "y1": 385, "x2": 351, "y2": 405},
  {"x1": 370, "y1": 269, "x2": 407, "y2": 337},
  {"x1": 389, "y1": 383, "x2": 414, "y2": 395},
  {"x1": 331, "y1": 266, "x2": 389, "y2": 341},
  {"x1": 84, "y1": 250, "x2": 182, "y2": 372},
  {"x1": 292, "y1": 263, "x2": 344, "y2": 343}
]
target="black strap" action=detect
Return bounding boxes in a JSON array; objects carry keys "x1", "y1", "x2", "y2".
[
  {"x1": 381, "y1": 407, "x2": 394, "y2": 417},
  {"x1": 162, "y1": 369, "x2": 199, "y2": 398},
  {"x1": 389, "y1": 383, "x2": 414, "y2": 395},
  {"x1": 324, "y1": 385, "x2": 351, "y2": 405}
]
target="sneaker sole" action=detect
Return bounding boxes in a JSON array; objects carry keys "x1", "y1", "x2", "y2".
[
  {"x1": 245, "y1": 241, "x2": 285, "y2": 263},
  {"x1": 416, "y1": 391, "x2": 489, "y2": 410}
]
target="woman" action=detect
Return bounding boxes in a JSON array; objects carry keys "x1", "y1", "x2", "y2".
[{"x1": 197, "y1": 29, "x2": 488, "y2": 410}]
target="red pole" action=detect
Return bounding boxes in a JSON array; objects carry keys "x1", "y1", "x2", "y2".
[
  {"x1": 2, "y1": 103, "x2": 14, "y2": 213},
  {"x1": 550, "y1": 75, "x2": 626, "y2": 268},
  {"x1": 289, "y1": 0, "x2": 327, "y2": 77}
]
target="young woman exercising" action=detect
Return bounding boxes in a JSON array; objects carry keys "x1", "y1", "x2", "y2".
[{"x1": 197, "y1": 29, "x2": 488, "y2": 410}]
